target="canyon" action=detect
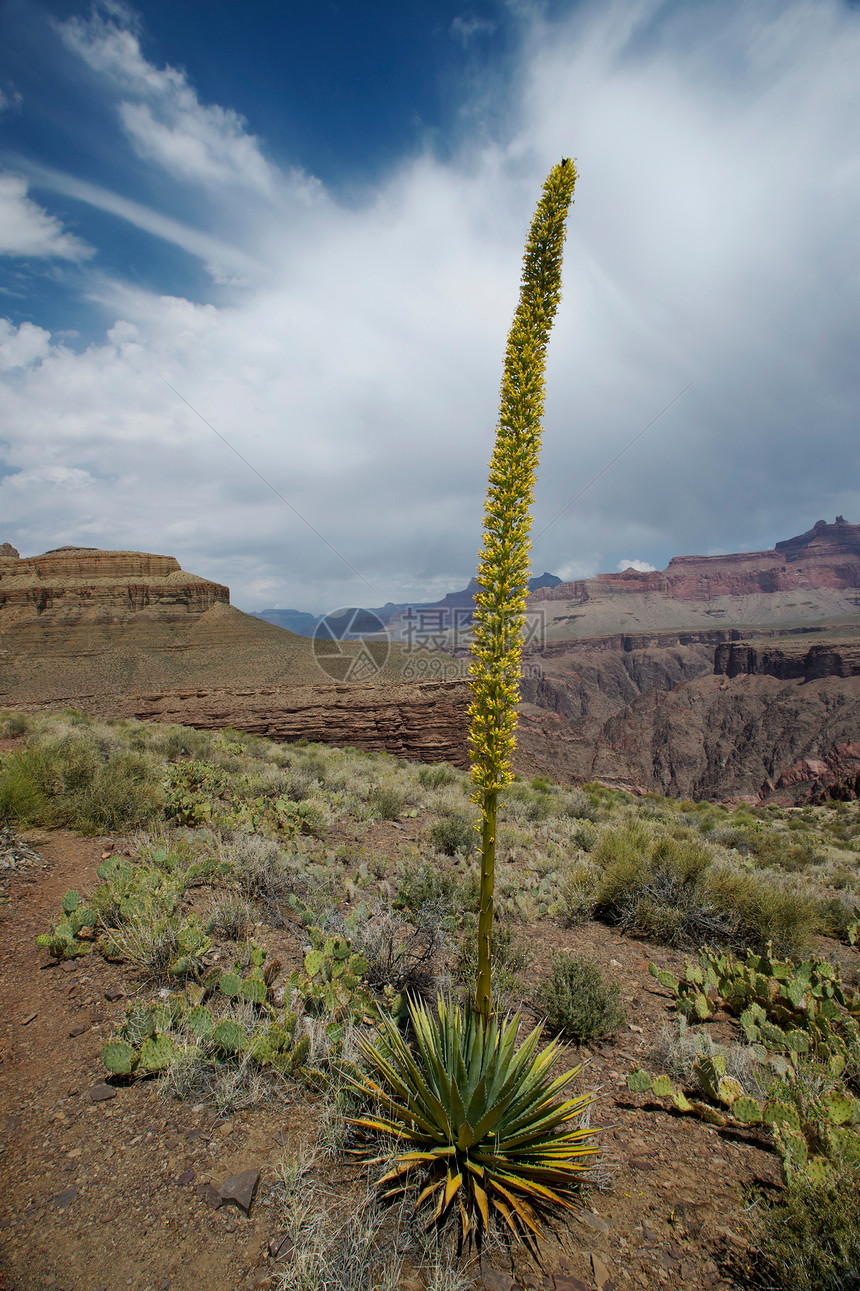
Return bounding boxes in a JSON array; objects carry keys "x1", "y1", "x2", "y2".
[{"x1": 2, "y1": 523, "x2": 859, "y2": 802}]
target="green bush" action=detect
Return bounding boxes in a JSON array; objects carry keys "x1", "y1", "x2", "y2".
[
  {"x1": 366, "y1": 783, "x2": 405, "y2": 821},
  {"x1": 0, "y1": 734, "x2": 162, "y2": 834},
  {"x1": 394, "y1": 858, "x2": 478, "y2": 928},
  {"x1": 417, "y1": 764, "x2": 459, "y2": 789},
  {"x1": 428, "y1": 813, "x2": 475, "y2": 856},
  {"x1": 589, "y1": 821, "x2": 818, "y2": 955},
  {"x1": 535, "y1": 953, "x2": 625, "y2": 1042},
  {"x1": 753, "y1": 1162, "x2": 860, "y2": 1291},
  {"x1": 702, "y1": 865, "x2": 820, "y2": 957}
]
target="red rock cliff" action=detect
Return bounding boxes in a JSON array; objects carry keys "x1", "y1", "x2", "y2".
[{"x1": 534, "y1": 518, "x2": 860, "y2": 604}]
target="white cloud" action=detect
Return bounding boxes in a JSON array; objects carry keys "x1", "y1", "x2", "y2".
[
  {"x1": 60, "y1": 5, "x2": 280, "y2": 196},
  {"x1": 0, "y1": 88, "x2": 23, "y2": 114},
  {"x1": 2, "y1": 0, "x2": 860, "y2": 613},
  {"x1": 0, "y1": 173, "x2": 92, "y2": 260},
  {"x1": 0, "y1": 320, "x2": 52, "y2": 370},
  {"x1": 617, "y1": 559, "x2": 657, "y2": 573},
  {"x1": 17, "y1": 161, "x2": 262, "y2": 279}
]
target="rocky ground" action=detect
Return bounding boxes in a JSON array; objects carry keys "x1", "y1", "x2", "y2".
[{"x1": 0, "y1": 825, "x2": 798, "y2": 1291}]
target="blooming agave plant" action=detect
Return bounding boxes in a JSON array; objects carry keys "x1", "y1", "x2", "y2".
[{"x1": 352, "y1": 159, "x2": 598, "y2": 1252}]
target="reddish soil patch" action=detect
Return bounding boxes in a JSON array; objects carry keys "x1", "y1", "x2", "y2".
[{"x1": 0, "y1": 829, "x2": 787, "y2": 1291}]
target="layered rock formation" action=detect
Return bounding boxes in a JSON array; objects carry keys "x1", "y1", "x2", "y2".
[
  {"x1": 0, "y1": 545, "x2": 229, "y2": 625},
  {"x1": 517, "y1": 625, "x2": 860, "y2": 804},
  {"x1": 99, "y1": 679, "x2": 472, "y2": 768},
  {"x1": 0, "y1": 543, "x2": 468, "y2": 766},
  {"x1": 529, "y1": 519, "x2": 860, "y2": 638},
  {"x1": 3, "y1": 530, "x2": 860, "y2": 803}
]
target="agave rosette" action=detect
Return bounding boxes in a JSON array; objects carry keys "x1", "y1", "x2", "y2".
[{"x1": 350, "y1": 996, "x2": 597, "y2": 1249}]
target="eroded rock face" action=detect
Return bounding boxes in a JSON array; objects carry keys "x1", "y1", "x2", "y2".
[
  {"x1": 0, "y1": 545, "x2": 229, "y2": 624},
  {"x1": 97, "y1": 679, "x2": 472, "y2": 768},
  {"x1": 517, "y1": 628, "x2": 860, "y2": 804}
]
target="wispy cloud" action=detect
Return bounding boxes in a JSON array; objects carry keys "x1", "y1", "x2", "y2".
[
  {"x1": 450, "y1": 13, "x2": 497, "y2": 47},
  {"x1": 13, "y1": 159, "x2": 262, "y2": 279},
  {"x1": 59, "y1": 4, "x2": 279, "y2": 195},
  {"x1": 0, "y1": 173, "x2": 93, "y2": 259}
]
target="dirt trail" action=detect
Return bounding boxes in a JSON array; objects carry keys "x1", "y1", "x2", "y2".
[{"x1": 0, "y1": 831, "x2": 302, "y2": 1291}]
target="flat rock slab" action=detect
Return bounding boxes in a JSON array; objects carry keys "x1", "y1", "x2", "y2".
[
  {"x1": 53, "y1": 1187, "x2": 77, "y2": 1210},
  {"x1": 89, "y1": 1084, "x2": 117, "y2": 1102},
  {"x1": 217, "y1": 1169, "x2": 260, "y2": 1213}
]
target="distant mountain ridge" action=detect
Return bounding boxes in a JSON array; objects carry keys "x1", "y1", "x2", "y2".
[{"x1": 251, "y1": 572, "x2": 563, "y2": 637}]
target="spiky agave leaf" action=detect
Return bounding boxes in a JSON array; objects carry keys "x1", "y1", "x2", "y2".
[{"x1": 349, "y1": 996, "x2": 597, "y2": 1252}]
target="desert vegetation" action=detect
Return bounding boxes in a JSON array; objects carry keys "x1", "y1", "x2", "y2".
[{"x1": 2, "y1": 705, "x2": 859, "y2": 1285}]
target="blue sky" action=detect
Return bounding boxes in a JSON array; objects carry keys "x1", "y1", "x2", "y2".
[{"x1": 1, "y1": 0, "x2": 859, "y2": 612}]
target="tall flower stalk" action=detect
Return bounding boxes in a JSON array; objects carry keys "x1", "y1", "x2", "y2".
[
  {"x1": 350, "y1": 162, "x2": 595, "y2": 1253},
  {"x1": 469, "y1": 158, "x2": 578, "y2": 1021}
]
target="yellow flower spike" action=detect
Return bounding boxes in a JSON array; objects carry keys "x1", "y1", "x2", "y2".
[{"x1": 469, "y1": 158, "x2": 577, "y2": 1021}]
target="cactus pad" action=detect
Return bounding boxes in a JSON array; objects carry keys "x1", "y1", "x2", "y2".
[
  {"x1": 240, "y1": 975, "x2": 267, "y2": 1005},
  {"x1": 139, "y1": 1034, "x2": 177, "y2": 1072},
  {"x1": 103, "y1": 1040, "x2": 139, "y2": 1076},
  {"x1": 212, "y1": 1018, "x2": 246, "y2": 1053},
  {"x1": 733, "y1": 1097, "x2": 763, "y2": 1125},
  {"x1": 626, "y1": 1069, "x2": 653, "y2": 1093},
  {"x1": 219, "y1": 971, "x2": 241, "y2": 998}
]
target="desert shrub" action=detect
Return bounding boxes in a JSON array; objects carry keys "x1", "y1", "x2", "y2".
[
  {"x1": 207, "y1": 892, "x2": 253, "y2": 941},
  {"x1": 649, "y1": 1017, "x2": 767, "y2": 1098},
  {"x1": 417, "y1": 764, "x2": 459, "y2": 790},
  {"x1": 0, "y1": 733, "x2": 162, "y2": 833},
  {"x1": 394, "y1": 857, "x2": 478, "y2": 928},
  {"x1": 501, "y1": 782, "x2": 555, "y2": 822},
  {"x1": 348, "y1": 910, "x2": 441, "y2": 1006},
  {"x1": 588, "y1": 820, "x2": 817, "y2": 955},
  {"x1": 428, "y1": 812, "x2": 475, "y2": 857},
  {"x1": 221, "y1": 834, "x2": 295, "y2": 922},
  {"x1": 454, "y1": 918, "x2": 529, "y2": 1011},
  {"x1": 561, "y1": 860, "x2": 598, "y2": 924},
  {"x1": 0, "y1": 711, "x2": 30, "y2": 739},
  {"x1": 366, "y1": 783, "x2": 405, "y2": 821},
  {"x1": 136, "y1": 723, "x2": 216, "y2": 762},
  {"x1": 535, "y1": 953, "x2": 625, "y2": 1042},
  {"x1": 592, "y1": 826, "x2": 720, "y2": 945},
  {"x1": 752, "y1": 1161, "x2": 860, "y2": 1291},
  {"x1": 0, "y1": 748, "x2": 52, "y2": 822},
  {"x1": 560, "y1": 788, "x2": 600, "y2": 822},
  {"x1": 702, "y1": 865, "x2": 820, "y2": 956}
]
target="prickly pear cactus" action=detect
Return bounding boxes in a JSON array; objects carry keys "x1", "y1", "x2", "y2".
[{"x1": 103, "y1": 1039, "x2": 139, "y2": 1076}]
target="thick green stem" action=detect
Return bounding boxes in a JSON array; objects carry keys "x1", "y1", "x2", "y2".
[{"x1": 475, "y1": 788, "x2": 497, "y2": 1021}]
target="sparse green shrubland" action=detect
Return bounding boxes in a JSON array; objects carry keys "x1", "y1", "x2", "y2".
[{"x1": 3, "y1": 704, "x2": 859, "y2": 1272}]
